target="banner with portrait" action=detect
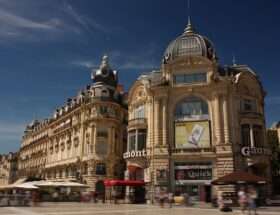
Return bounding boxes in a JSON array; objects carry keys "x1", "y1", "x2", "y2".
[{"x1": 175, "y1": 121, "x2": 210, "y2": 148}]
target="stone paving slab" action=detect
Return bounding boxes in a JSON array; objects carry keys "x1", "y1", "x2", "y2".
[{"x1": 0, "y1": 203, "x2": 280, "y2": 215}]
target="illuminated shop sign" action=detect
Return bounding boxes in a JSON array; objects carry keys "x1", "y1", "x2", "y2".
[
  {"x1": 174, "y1": 163, "x2": 212, "y2": 181},
  {"x1": 272, "y1": 169, "x2": 280, "y2": 177},
  {"x1": 241, "y1": 147, "x2": 272, "y2": 157},
  {"x1": 123, "y1": 150, "x2": 147, "y2": 159}
]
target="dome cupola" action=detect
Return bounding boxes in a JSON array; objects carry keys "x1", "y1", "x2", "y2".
[
  {"x1": 163, "y1": 18, "x2": 217, "y2": 63},
  {"x1": 91, "y1": 55, "x2": 118, "y2": 87}
]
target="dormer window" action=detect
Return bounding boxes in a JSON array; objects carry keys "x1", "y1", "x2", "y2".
[
  {"x1": 174, "y1": 72, "x2": 207, "y2": 85},
  {"x1": 133, "y1": 105, "x2": 145, "y2": 119},
  {"x1": 241, "y1": 99, "x2": 257, "y2": 112}
]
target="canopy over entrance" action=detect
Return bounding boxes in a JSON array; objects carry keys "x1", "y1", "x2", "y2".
[
  {"x1": 104, "y1": 179, "x2": 145, "y2": 187},
  {"x1": 211, "y1": 171, "x2": 266, "y2": 185}
]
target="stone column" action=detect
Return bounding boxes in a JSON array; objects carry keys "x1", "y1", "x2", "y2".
[
  {"x1": 92, "y1": 125, "x2": 96, "y2": 154},
  {"x1": 214, "y1": 94, "x2": 224, "y2": 144},
  {"x1": 250, "y1": 124, "x2": 255, "y2": 148},
  {"x1": 162, "y1": 97, "x2": 167, "y2": 146},
  {"x1": 147, "y1": 98, "x2": 153, "y2": 148},
  {"x1": 154, "y1": 99, "x2": 160, "y2": 146},
  {"x1": 112, "y1": 127, "x2": 115, "y2": 153},
  {"x1": 135, "y1": 129, "x2": 139, "y2": 150},
  {"x1": 222, "y1": 95, "x2": 231, "y2": 144}
]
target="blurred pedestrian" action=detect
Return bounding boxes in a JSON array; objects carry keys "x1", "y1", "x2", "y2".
[
  {"x1": 248, "y1": 187, "x2": 258, "y2": 215},
  {"x1": 168, "y1": 192, "x2": 173, "y2": 208},
  {"x1": 159, "y1": 190, "x2": 165, "y2": 208},
  {"x1": 217, "y1": 191, "x2": 224, "y2": 211},
  {"x1": 112, "y1": 189, "x2": 117, "y2": 204},
  {"x1": 238, "y1": 187, "x2": 248, "y2": 214}
]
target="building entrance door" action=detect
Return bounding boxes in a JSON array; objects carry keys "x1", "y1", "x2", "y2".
[{"x1": 204, "y1": 185, "x2": 212, "y2": 203}]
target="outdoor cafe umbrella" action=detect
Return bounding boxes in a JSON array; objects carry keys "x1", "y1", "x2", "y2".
[{"x1": 211, "y1": 171, "x2": 266, "y2": 185}]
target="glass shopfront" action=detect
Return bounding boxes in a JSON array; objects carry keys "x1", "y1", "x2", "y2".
[{"x1": 174, "y1": 162, "x2": 212, "y2": 202}]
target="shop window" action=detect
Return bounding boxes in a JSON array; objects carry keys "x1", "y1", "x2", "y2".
[
  {"x1": 137, "y1": 129, "x2": 147, "y2": 150},
  {"x1": 65, "y1": 168, "x2": 69, "y2": 177},
  {"x1": 83, "y1": 164, "x2": 88, "y2": 175},
  {"x1": 241, "y1": 124, "x2": 251, "y2": 147},
  {"x1": 100, "y1": 106, "x2": 108, "y2": 114},
  {"x1": 241, "y1": 99, "x2": 257, "y2": 112},
  {"x1": 97, "y1": 127, "x2": 108, "y2": 138},
  {"x1": 96, "y1": 163, "x2": 106, "y2": 175},
  {"x1": 253, "y1": 125, "x2": 263, "y2": 147},
  {"x1": 175, "y1": 96, "x2": 209, "y2": 120},
  {"x1": 128, "y1": 130, "x2": 136, "y2": 151},
  {"x1": 174, "y1": 73, "x2": 207, "y2": 85}
]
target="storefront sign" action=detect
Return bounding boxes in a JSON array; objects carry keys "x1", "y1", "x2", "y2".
[
  {"x1": 156, "y1": 169, "x2": 168, "y2": 184},
  {"x1": 241, "y1": 147, "x2": 271, "y2": 157},
  {"x1": 123, "y1": 150, "x2": 147, "y2": 159},
  {"x1": 174, "y1": 163, "x2": 212, "y2": 182}
]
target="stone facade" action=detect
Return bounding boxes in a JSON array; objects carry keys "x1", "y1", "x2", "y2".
[
  {"x1": 0, "y1": 153, "x2": 18, "y2": 185},
  {"x1": 124, "y1": 20, "x2": 271, "y2": 202},
  {"x1": 18, "y1": 56, "x2": 127, "y2": 190}
]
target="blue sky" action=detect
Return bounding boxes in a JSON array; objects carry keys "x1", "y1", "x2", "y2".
[{"x1": 0, "y1": 0, "x2": 279, "y2": 153}]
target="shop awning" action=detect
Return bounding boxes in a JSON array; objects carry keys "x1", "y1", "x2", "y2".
[
  {"x1": 127, "y1": 164, "x2": 142, "y2": 172},
  {"x1": 35, "y1": 181, "x2": 89, "y2": 188},
  {"x1": 104, "y1": 179, "x2": 145, "y2": 187},
  {"x1": 211, "y1": 171, "x2": 267, "y2": 185}
]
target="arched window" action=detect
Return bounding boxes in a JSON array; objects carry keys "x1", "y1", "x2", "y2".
[{"x1": 175, "y1": 96, "x2": 209, "y2": 120}]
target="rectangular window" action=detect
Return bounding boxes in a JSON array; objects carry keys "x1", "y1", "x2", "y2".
[
  {"x1": 96, "y1": 163, "x2": 106, "y2": 175},
  {"x1": 175, "y1": 74, "x2": 185, "y2": 84},
  {"x1": 128, "y1": 131, "x2": 136, "y2": 151},
  {"x1": 137, "y1": 129, "x2": 146, "y2": 150},
  {"x1": 241, "y1": 99, "x2": 257, "y2": 112},
  {"x1": 253, "y1": 125, "x2": 263, "y2": 147},
  {"x1": 241, "y1": 124, "x2": 251, "y2": 147},
  {"x1": 174, "y1": 73, "x2": 207, "y2": 85},
  {"x1": 97, "y1": 127, "x2": 108, "y2": 138},
  {"x1": 134, "y1": 105, "x2": 145, "y2": 119}
]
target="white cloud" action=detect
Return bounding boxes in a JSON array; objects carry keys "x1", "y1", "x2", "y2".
[
  {"x1": 62, "y1": 1, "x2": 109, "y2": 34},
  {"x1": 120, "y1": 62, "x2": 157, "y2": 70},
  {"x1": 0, "y1": 0, "x2": 109, "y2": 41},
  {"x1": 71, "y1": 60, "x2": 97, "y2": 69},
  {"x1": 0, "y1": 9, "x2": 58, "y2": 30}
]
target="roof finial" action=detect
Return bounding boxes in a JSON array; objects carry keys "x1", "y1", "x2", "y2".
[
  {"x1": 184, "y1": 16, "x2": 194, "y2": 34},
  {"x1": 184, "y1": 0, "x2": 195, "y2": 34},
  {"x1": 232, "y1": 54, "x2": 237, "y2": 66},
  {"x1": 101, "y1": 54, "x2": 109, "y2": 68}
]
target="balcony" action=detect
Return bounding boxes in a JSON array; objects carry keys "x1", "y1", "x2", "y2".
[
  {"x1": 128, "y1": 118, "x2": 147, "y2": 130},
  {"x1": 239, "y1": 111, "x2": 263, "y2": 119},
  {"x1": 172, "y1": 147, "x2": 216, "y2": 155}
]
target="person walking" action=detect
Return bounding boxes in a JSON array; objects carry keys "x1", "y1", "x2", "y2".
[
  {"x1": 217, "y1": 191, "x2": 224, "y2": 211},
  {"x1": 238, "y1": 188, "x2": 248, "y2": 214},
  {"x1": 159, "y1": 190, "x2": 165, "y2": 208},
  {"x1": 168, "y1": 192, "x2": 173, "y2": 208},
  {"x1": 248, "y1": 187, "x2": 258, "y2": 215}
]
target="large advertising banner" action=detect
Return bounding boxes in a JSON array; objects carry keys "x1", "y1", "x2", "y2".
[{"x1": 175, "y1": 121, "x2": 210, "y2": 148}]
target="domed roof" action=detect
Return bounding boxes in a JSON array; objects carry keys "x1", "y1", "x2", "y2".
[
  {"x1": 91, "y1": 55, "x2": 118, "y2": 87},
  {"x1": 163, "y1": 19, "x2": 217, "y2": 63}
]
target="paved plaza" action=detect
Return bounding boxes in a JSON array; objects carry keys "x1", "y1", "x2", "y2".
[{"x1": 0, "y1": 203, "x2": 280, "y2": 215}]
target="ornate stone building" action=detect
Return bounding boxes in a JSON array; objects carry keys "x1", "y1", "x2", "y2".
[
  {"x1": 19, "y1": 56, "x2": 127, "y2": 190},
  {"x1": 0, "y1": 153, "x2": 18, "y2": 186},
  {"x1": 124, "y1": 20, "x2": 271, "y2": 202}
]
